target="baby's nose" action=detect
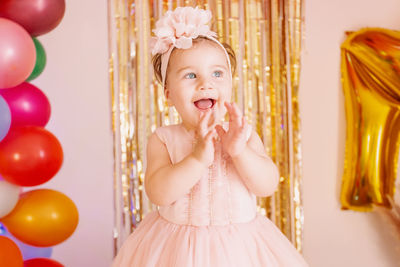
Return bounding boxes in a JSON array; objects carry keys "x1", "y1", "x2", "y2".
[{"x1": 198, "y1": 78, "x2": 214, "y2": 90}]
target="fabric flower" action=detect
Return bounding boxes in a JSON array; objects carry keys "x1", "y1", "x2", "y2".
[{"x1": 150, "y1": 7, "x2": 217, "y2": 55}]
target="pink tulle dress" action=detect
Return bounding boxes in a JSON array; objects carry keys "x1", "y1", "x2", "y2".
[{"x1": 112, "y1": 123, "x2": 309, "y2": 267}]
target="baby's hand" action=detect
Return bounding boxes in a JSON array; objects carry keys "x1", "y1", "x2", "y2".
[
  {"x1": 192, "y1": 109, "x2": 218, "y2": 167},
  {"x1": 215, "y1": 102, "x2": 248, "y2": 158}
]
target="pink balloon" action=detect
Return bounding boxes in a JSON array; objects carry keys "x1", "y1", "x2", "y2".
[
  {"x1": 0, "y1": 0, "x2": 66, "y2": 37},
  {"x1": 0, "y1": 18, "x2": 36, "y2": 89},
  {"x1": 0, "y1": 83, "x2": 51, "y2": 128}
]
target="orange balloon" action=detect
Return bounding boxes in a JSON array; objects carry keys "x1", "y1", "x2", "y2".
[
  {"x1": 0, "y1": 189, "x2": 79, "y2": 247},
  {"x1": 0, "y1": 236, "x2": 23, "y2": 267}
]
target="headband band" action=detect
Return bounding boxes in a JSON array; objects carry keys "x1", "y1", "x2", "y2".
[
  {"x1": 159, "y1": 36, "x2": 231, "y2": 87},
  {"x1": 150, "y1": 7, "x2": 232, "y2": 88}
]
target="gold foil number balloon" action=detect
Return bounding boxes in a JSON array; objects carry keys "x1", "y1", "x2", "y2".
[{"x1": 340, "y1": 28, "x2": 400, "y2": 211}]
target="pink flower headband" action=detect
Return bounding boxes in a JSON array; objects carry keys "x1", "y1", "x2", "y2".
[{"x1": 150, "y1": 6, "x2": 232, "y2": 88}]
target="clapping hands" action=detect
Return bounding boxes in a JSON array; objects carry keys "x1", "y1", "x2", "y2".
[{"x1": 191, "y1": 101, "x2": 248, "y2": 167}]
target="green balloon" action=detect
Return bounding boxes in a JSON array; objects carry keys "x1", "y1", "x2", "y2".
[{"x1": 27, "y1": 38, "x2": 46, "y2": 81}]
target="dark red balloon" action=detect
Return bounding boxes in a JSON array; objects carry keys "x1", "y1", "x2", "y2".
[
  {"x1": 24, "y1": 258, "x2": 64, "y2": 267},
  {"x1": 0, "y1": 126, "x2": 63, "y2": 186},
  {"x1": 0, "y1": 0, "x2": 66, "y2": 36},
  {"x1": 0, "y1": 82, "x2": 51, "y2": 128}
]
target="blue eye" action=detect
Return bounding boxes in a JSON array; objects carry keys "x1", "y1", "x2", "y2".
[
  {"x1": 212, "y1": 71, "x2": 222, "y2": 77},
  {"x1": 185, "y1": 73, "x2": 196, "y2": 79}
]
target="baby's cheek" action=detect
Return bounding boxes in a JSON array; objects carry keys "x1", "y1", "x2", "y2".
[{"x1": 221, "y1": 87, "x2": 232, "y2": 101}]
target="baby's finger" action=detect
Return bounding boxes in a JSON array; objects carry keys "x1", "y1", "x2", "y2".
[
  {"x1": 204, "y1": 128, "x2": 217, "y2": 142},
  {"x1": 231, "y1": 102, "x2": 243, "y2": 127},
  {"x1": 197, "y1": 110, "x2": 207, "y2": 125},
  {"x1": 198, "y1": 110, "x2": 212, "y2": 137},
  {"x1": 195, "y1": 112, "x2": 205, "y2": 136},
  {"x1": 232, "y1": 102, "x2": 243, "y2": 116},
  {"x1": 225, "y1": 102, "x2": 241, "y2": 129},
  {"x1": 215, "y1": 124, "x2": 226, "y2": 138},
  {"x1": 225, "y1": 102, "x2": 236, "y2": 126},
  {"x1": 206, "y1": 112, "x2": 221, "y2": 136},
  {"x1": 241, "y1": 116, "x2": 247, "y2": 130},
  {"x1": 224, "y1": 102, "x2": 233, "y2": 117},
  {"x1": 211, "y1": 107, "x2": 219, "y2": 125},
  {"x1": 205, "y1": 109, "x2": 218, "y2": 129},
  {"x1": 239, "y1": 116, "x2": 247, "y2": 134}
]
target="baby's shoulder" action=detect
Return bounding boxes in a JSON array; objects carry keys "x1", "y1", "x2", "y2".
[
  {"x1": 154, "y1": 124, "x2": 181, "y2": 131},
  {"x1": 153, "y1": 124, "x2": 181, "y2": 134},
  {"x1": 152, "y1": 124, "x2": 182, "y2": 143}
]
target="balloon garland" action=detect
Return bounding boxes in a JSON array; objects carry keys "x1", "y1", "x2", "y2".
[{"x1": 0, "y1": 1, "x2": 76, "y2": 266}]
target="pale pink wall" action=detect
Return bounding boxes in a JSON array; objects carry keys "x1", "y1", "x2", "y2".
[
  {"x1": 29, "y1": 0, "x2": 114, "y2": 266},
  {"x1": 301, "y1": 0, "x2": 400, "y2": 266},
  {"x1": 26, "y1": 0, "x2": 400, "y2": 266}
]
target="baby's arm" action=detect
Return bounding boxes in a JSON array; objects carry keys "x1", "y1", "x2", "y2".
[
  {"x1": 231, "y1": 129, "x2": 280, "y2": 197},
  {"x1": 144, "y1": 133, "x2": 206, "y2": 206},
  {"x1": 145, "y1": 110, "x2": 217, "y2": 206}
]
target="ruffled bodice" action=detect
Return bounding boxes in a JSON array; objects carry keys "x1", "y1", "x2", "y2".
[{"x1": 153, "y1": 123, "x2": 257, "y2": 226}]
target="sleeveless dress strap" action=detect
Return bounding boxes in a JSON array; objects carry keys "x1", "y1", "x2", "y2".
[{"x1": 154, "y1": 127, "x2": 167, "y2": 144}]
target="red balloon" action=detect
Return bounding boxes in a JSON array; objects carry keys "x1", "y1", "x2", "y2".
[
  {"x1": 0, "y1": 18, "x2": 36, "y2": 88},
  {"x1": 0, "y1": 236, "x2": 23, "y2": 267},
  {"x1": 24, "y1": 258, "x2": 63, "y2": 267},
  {"x1": 0, "y1": 0, "x2": 66, "y2": 37},
  {"x1": 0, "y1": 83, "x2": 51, "y2": 128},
  {"x1": 0, "y1": 126, "x2": 63, "y2": 186}
]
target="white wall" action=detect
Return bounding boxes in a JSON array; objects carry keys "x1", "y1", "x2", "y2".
[
  {"x1": 300, "y1": 0, "x2": 400, "y2": 266},
  {"x1": 26, "y1": 0, "x2": 400, "y2": 266},
  {"x1": 31, "y1": 0, "x2": 113, "y2": 266}
]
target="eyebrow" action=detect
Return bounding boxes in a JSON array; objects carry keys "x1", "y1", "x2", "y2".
[
  {"x1": 212, "y1": 64, "x2": 228, "y2": 70},
  {"x1": 176, "y1": 64, "x2": 228, "y2": 74},
  {"x1": 176, "y1": 66, "x2": 192, "y2": 74}
]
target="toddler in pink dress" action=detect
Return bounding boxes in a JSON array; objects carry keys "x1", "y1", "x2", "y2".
[{"x1": 112, "y1": 6, "x2": 309, "y2": 267}]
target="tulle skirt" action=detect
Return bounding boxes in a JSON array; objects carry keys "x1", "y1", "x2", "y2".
[{"x1": 112, "y1": 210, "x2": 309, "y2": 267}]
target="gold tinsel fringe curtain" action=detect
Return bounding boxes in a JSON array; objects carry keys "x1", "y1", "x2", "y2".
[{"x1": 108, "y1": 0, "x2": 304, "y2": 255}]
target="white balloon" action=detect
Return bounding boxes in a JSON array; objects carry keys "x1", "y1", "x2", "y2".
[{"x1": 0, "y1": 180, "x2": 20, "y2": 218}]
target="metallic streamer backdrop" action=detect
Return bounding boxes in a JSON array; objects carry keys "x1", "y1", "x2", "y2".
[{"x1": 108, "y1": 0, "x2": 304, "y2": 255}]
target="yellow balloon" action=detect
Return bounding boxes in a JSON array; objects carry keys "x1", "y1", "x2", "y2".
[
  {"x1": 340, "y1": 28, "x2": 400, "y2": 211},
  {"x1": 0, "y1": 189, "x2": 79, "y2": 247}
]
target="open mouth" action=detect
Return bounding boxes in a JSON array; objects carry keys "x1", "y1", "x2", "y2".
[{"x1": 193, "y1": 98, "x2": 217, "y2": 110}]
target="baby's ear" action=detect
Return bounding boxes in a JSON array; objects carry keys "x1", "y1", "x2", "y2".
[{"x1": 164, "y1": 88, "x2": 173, "y2": 107}]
